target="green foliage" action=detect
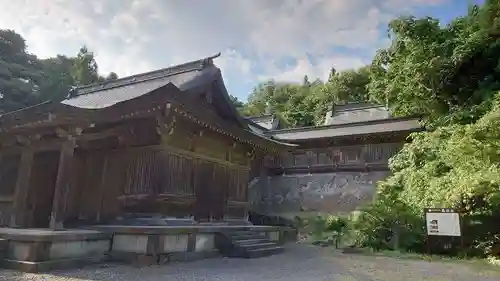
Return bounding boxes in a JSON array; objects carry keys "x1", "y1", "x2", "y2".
[
  {"x1": 70, "y1": 46, "x2": 99, "y2": 86},
  {"x1": 325, "y1": 215, "x2": 348, "y2": 233},
  {"x1": 238, "y1": 67, "x2": 371, "y2": 127},
  {"x1": 0, "y1": 29, "x2": 43, "y2": 112},
  {"x1": 349, "y1": 200, "x2": 425, "y2": 251},
  {"x1": 39, "y1": 55, "x2": 76, "y2": 101},
  {"x1": 382, "y1": 92, "x2": 500, "y2": 215},
  {"x1": 348, "y1": 1, "x2": 500, "y2": 257},
  {"x1": 306, "y1": 214, "x2": 349, "y2": 247},
  {"x1": 0, "y1": 30, "x2": 119, "y2": 112},
  {"x1": 368, "y1": 0, "x2": 500, "y2": 127}
]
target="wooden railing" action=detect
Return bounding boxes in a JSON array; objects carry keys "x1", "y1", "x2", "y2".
[{"x1": 267, "y1": 142, "x2": 403, "y2": 170}]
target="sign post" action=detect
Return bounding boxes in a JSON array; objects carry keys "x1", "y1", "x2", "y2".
[{"x1": 424, "y1": 208, "x2": 463, "y2": 255}]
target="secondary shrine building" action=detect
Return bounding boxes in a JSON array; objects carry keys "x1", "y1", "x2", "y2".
[
  {"x1": 0, "y1": 54, "x2": 422, "y2": 230},
  {"x1": 247, "y1": 103, "x2": 422, "y2": 218}
]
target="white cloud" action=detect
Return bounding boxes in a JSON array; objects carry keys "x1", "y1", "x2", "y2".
[
  {"x1": 261, "y1": 56, "x2": 366, "y2": 83},
  {"x1": 0, "y1": 0, "x2": 447, "y2": 97}
]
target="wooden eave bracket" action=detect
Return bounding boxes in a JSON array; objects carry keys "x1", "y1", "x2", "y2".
[
  {"x1": 247, "y1": 148, "x2": 256, "y2": 160},
  {"x1": 156, "y1": 103, "x2": 176, "y2": 135},
  {"x1": 15, "y1": 135, "x2": 31, "y2": 146}
]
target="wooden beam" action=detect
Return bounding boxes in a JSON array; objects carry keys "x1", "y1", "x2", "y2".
[
  {"x1": 268, "y1": 163, "x2": 389, "y2": 175},
  {"x1": 49, "y1": 140, "x2": 76, "y2": 230},
  {"x1": 78, "y1": 126, "x2": 126, "y2": 141},
  {"x1": 10, "y1": 149, "x2": 34, "y2": 228}
]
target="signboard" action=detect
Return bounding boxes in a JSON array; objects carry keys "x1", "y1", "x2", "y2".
[{"x1": 424, "y1": 208, "x2": 461, "y2": 237}]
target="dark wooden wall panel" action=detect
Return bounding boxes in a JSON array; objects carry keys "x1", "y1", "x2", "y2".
[
  {"x1": 64, "y1": 151, "x2": 86, "y2": 222},
  {"x1": 160, "y1": 152, "x2": 195, "y2": 195},
  {"x1": 0, "y1": 153, "x2": 20, "y2": 196},
  {"x1": 79, "y1": 152, "x2": 105, "y2": 222},
  {"x1": 272, "y1": 142, "x2": 403, "y2": 169},
  {"x1": 99, "y1": 151, "x2": 127, "y2": 221},
  {"x1": 0, "y1": 152, "x2": 20, "y2": 226}
]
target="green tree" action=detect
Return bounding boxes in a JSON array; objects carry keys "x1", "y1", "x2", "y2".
[
  {"x1": 241, "y1": 68, "x2": 371, "y2": 127},
  {"x1": 355, "y1": 0, "x2": 500, "y2": 256},
  {"x1": 0, "y1": 29, "x2": 43, "y2": 112},
  {"x1": 0, "y1": 30, "x2": 118, "y2": 111},
  {"x1": 71, "y1": 46, "x2": 99, "y2": 86},
  {"x1": 368, "y1": 0, "x2": 500, "y2": 127},
  {"x1": 39, "y1": 55, "x2": 75, "y2": 101}
]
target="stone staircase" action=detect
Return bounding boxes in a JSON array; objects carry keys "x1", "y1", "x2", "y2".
[{"x1": 215, "y1": 230, "x2": 284, "y2": 258}]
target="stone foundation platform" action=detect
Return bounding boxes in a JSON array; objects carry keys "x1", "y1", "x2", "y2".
[
  {"x1": 0, "y1": 225, "x2": 297, "y2": 272},
  {"x1": 0, "y1": 228, "x2": 111, "y2": 273},
  {"x1": 93, "y1": 225, "x2": 293, "y2": 265}
]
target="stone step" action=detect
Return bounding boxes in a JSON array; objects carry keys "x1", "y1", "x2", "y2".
[
  {"x1": 228, "y1": 231, "x2": 263, "y2": 237},
  {"x1": 216, "y1": 230, "x2": 285, "y2": 259},
  {"x1": 230, "y1": 234, "x2": 267, "y2": 240},
  {"x1": 244, "y1": 246, "x2": 284, "y2": 259},
  {"x1": 234, "y1": 238, "x2": 270, "y2": 245},
  {"x1": 238, "y1": 242, "x2": 278, "y2": 251}
]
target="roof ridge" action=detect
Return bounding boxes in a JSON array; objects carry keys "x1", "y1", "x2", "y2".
[
  {"x1": 75, "y1": 53, "x2": 221, "y2": 96},
  {"x1": 246, "y1": 114, "x2": 274, "y2": 119},
  {"x1": 336, "y1": 105, "x2": 386, "y2": 112},
  {"x1": 268, "y1": 115, "x2": 421, "y2": 133}
]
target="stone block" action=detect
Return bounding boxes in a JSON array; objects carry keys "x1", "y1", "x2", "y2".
[
  {"x1": 195, "y1": 234, "x2": 214, "y2": 252},
  {"x1": 135, "y1": 254, "x2": 158, "y2": 266},
  {"x1": 163, "y1": 234, "x2": 188, "y2": 252},
  {"x1": 112, "y1": 234, "x2": 148, "y2": 254},
  {"x1": 7, "y1": 241, "x2": 34, "y2": 261},
  {"x1": 50, "y1": 240, "x2": 109, "y2": 260},
  {"x1": 268, "y1": 231, "x2": 280, "y2": 242},
  {"x1": 0, "y1": 229, "x2": 111, "y2": 273}
]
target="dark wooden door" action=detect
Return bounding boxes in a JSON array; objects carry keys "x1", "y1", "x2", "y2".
[
  {"x1": 28, "y1": 150, "x2": 60, "y2": 228},
  {"x1": 212, "y1": 164, "x2": 228, "y2": 221},
  {"x1": 194, "y1": 160, "x2": 230, "y2": 222},
  {"x1": 194, "y1": 160, "x2": 213, "y2": 222}
]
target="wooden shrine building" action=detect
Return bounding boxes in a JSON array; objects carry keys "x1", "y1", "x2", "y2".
[
  {"x1": 246, "y1": 102, "x2": 422, "y2": 217},
  {"x1": 0, "y1": 54, "x2": 295, "y2": 230}
]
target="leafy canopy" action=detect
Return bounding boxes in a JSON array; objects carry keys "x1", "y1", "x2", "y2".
[
  {"x1": 237, "y1": 67, "x2": 371, "y2": 127},
  {"x1": 0, "y1": 30, "x2": 119, "y2": 113}
]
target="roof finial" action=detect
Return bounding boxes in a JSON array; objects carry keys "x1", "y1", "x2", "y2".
[
  {"x1": 201, "y1": 52, "x2": 222, "y2": 68},
  {"x1": 67, "y1": 86, "x2": 78, "y2": 99},
  {"x1": 208, "y1": 52, "x2": 221, "y2": 60}
]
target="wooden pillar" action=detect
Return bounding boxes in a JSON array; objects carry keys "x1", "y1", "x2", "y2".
[
  {"x1": 10, "y1": 149, "x2": 35, "y2": 228},
  {"x1": 49, "y1": 140, "x2": 76, "y2": 230}
]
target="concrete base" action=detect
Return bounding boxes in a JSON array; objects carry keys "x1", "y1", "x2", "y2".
[
  {"x1": 94, "y1": 225, "x2": 294, "y2": 265},
  {"x1": 0, "y1": 228, "x2": 111, "y2": 273},
  {"x1": 0, "y1": 225, "x2": 296, "y2": 272},
  {"x1": 1, "y1": 255, "x2": 107, "y2": 273},
  {"x1": 108, "y1": 250, "x2": 220, "y2": 266}
]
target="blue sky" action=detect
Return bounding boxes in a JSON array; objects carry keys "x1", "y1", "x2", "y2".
[{"x1": 0, "y1": 0, "x2": 485, "y2": 101}]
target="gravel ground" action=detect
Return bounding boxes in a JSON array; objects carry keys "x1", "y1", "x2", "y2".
[{"x1": 1, "y1": 244, "x2": 499, "y2": 281}]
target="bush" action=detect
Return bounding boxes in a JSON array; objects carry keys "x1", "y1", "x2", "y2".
[
  {"x1": 307, "y1": 214, "x2": 349, "y2": 247},
  {"x1": 348, "y1": 199, "x2": 426, "y2": 252}
]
